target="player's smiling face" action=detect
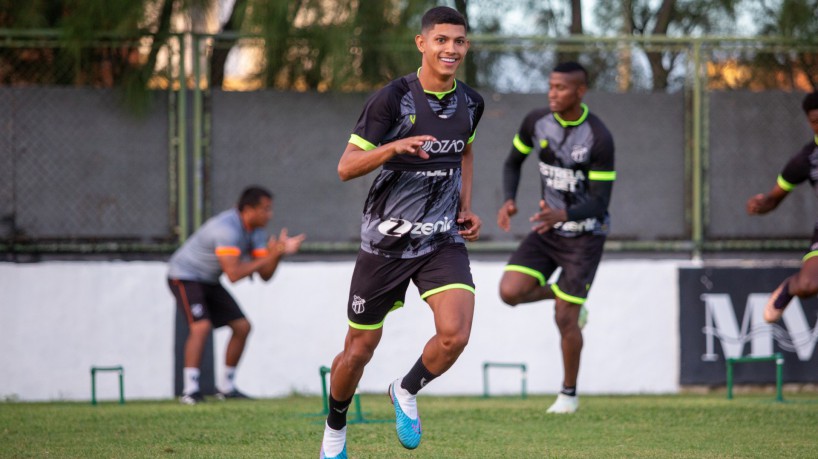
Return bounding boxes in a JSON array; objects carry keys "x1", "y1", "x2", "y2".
[{"x1": 416, "y1": 23, "x2": 469, "y2": 80}]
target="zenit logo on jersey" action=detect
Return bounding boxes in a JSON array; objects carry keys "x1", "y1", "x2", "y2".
[
  {"x1": 377, "y1": 217, "x2": 455, "y2": 237},
  {"x1": 421, "y1": 138, "x2": 466, "y2": 154},
  {"x1": 555, "y1": 217, "x2": 598, "y2": 233},
  {"x1": 539, "y1": 162, "x2": 586, "y2": 192}
]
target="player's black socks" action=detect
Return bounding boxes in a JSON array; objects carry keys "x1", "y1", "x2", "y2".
[
  {"x1": 401, "y1": 356, "x2": 438, "y2": 395},
  {"x1": 327, "y1": 394, "x2": 353, "y2": 430},
  {"x1": 561, "y1": 385, "x2": 577, "y2": 397}
]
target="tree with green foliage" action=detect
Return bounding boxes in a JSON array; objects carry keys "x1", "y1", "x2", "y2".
[
  {"x1": 746, "y1": 0, "x2": 817, "y2": 90},
  {"x1": 0, "y1": 0, "x2": 212, "y2": 112},
  {"x1": 594, "y1": 0, "x2": 742, "y2": 90},
  {"x1": 0, "y1": 1, "x2": 438, "y2": 94}
]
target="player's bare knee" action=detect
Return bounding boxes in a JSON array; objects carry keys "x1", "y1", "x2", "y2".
[
  {"x1": 229, "y1": 318, "x2": 251, "y2": 339},
  {"x1": 554, "y1": 308, "x2": 580, "y2": 331},
  {"x1": 189, "y1": 320, "x2": 212, "y2": 337},
  {"x1": 499, "y1": 284, "x2": 521, "y2": 306},
  {"x1": 343, "y1": 341, "x2": 376, "y2": 369},
  {"x1": 439, "y1": 330, "x2": 470, "y2": 356}
]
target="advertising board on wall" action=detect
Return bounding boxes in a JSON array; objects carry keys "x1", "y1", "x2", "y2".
[{"x1": 679, "y1": 267, "x2": 818, "y2": 385}]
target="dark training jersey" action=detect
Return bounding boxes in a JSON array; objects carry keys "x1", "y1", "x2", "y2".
[
  {"x1": 349, "y1": 71, "x2": 484, "y2": 258},
  {"x1": 778, "y1": 135, "x2": 818, "y2": 227},
  {"x1": 503, "y1": 103, "x2": 615, "y2": 238}
]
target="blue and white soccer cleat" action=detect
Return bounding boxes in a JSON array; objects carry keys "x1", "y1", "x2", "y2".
[
  {"x1": 320, "y1": 423, "x2": 347, "y2": 459},
  {"x1": 319, "y1": 445, "x2": 347, "y2": 459},
  {"x1": 389, "y1": 379, "x2": 422, "y2": 449}
]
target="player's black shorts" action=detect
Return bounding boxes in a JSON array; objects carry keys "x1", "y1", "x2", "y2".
[
  {"x1": 505, "y1": 230, "x2": 606, "y2": 305},
  {"x1": 167, "y1": 278, "x2": 245, "y2": 328},
  {"x1": 347, "y1": 243, "x2": 474, "y2": 330}
]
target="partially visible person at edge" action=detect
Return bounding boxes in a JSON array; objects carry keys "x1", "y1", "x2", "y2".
[
  {"x1": 167, "y1": 185, "x2": 305, "y2": 405},
  {"x1": 496, "y1": 61, "x2": 615, "y2": 414},
  {"x1": 747, "y1": 91, "x2": 818, "y2": 323},
  {"x1": 319, "y1": 6, "x2": 484, "y2": 459}
]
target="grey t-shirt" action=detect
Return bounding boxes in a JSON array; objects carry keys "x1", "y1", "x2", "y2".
[{"x1": 167, "y1": 208, "x2": 268, "y2": 283}]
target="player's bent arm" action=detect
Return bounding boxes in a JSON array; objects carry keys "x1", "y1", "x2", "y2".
[
  {"x1": 498, "y1": 147, "x2": 527, "y2": 231},
  {"x1": 747, "y1": 184, "x2": 788, "y2": 215},
  {"x1": 460, "y1": 143, "x2": 475, "y2": 214},
  {"x1": 565, "y1": 180, "x2": 613, "y2": 221},
  {"x1": 338, "y1": 143, "x2": 394, "y2": 181},
  {"x1": 255, "y1": 231, "x2": 306, "y2": 281},
  {"x1": 457, "y1": 143, "x2": 481, "y2": 240},
  {"x1": 502, "y1": 148, "x2": 526, "y2": 203},
  {"x1": 218, "y1": 254, "x2": 271, "y2": 283},
  {"x1": 338, "y1": 135, "x2": 435, "y2": 181},
  {"x1": 497, "y1": 199, "x2": 518, "y2": 232},
  {"x1": 255, "y1": 247, "x2": 284, "y2": 281}
]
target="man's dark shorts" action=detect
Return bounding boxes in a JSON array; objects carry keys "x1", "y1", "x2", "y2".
[
  {"x1": 347, "y1": 243, "x2": 474, "y2": 329},
  {"x1": 505, "y1": 230, "x2": 605, "y2": 305},
  {"x1": 168, "y1": 278, "x2": 245, "y2": 328}
]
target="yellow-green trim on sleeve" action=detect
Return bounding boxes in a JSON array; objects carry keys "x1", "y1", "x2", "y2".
[
  {"x1": 777, "y1": 175, "x2": 795, "y2": 192},
  {"x1": 349, "y1": 134, "x2": 377, "y2": 151},
  {"x1": 803, "y1": 250, "x2": 818, "y2": 263},
  {"x1": 513, "y1": 134, "x2": 533, "y2": 155},
  {"x1": 814, "y1": 134, "x2": 818, "y2": 146},
  {"x1": 589, "y1": 170, "x2": 617, "y2": 181},
  {"x1": 504, "y1": 265, "x2": 545, "y2": 286},
  {"x1": 551, "y1": 284, "x2": 586, "y2": 305},
  {"x1": 468, "y1": 130, "x2": 476, "y2": 144},
  {"x1": 420, "y1": 283, "x2": 475, "y2": 300}
]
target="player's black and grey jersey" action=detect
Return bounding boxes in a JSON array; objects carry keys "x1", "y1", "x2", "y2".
[
  {"x1": 349, "y1": 71, "x2": 484, "y2": 258},
  {"x1": 778, "y1": 135, "x2": 818, "y2": 234},
  {"x1": 503, "y1": 103, "x2": 615, "y2": 237},
  {"x1": 778, "y1": 135, "x2": 818, "y2": 196}
]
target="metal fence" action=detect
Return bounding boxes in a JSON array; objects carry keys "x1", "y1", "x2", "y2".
[
  {"x1": 1, "y1": 31, "x2": 817, "y2": 258},
  {"x1": 0, "y1": 31, "x2": 184, "y2": 257}
]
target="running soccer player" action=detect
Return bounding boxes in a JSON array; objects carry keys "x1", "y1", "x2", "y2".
[
  {"x1": 319, "y1": 7, "x2": 484, "y2": 459},
  {"x1": 747, "y1": 91, "x2": 818, "y2": 323},
  {"x1": 496, "y1": 62, "x2": 615, "y2": 414},
  {"x1": 167, "y1": 186, "x2": 305, "y2": 405}
]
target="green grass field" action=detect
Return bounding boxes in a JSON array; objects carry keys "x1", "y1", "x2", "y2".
[{"x1": 2, "y1": 393, "x2": 817, "y2": 458}]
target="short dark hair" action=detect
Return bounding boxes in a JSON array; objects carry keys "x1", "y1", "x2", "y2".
[
  {"x1": 421, "y1": 6, "x2": 467, "y2": 32},
  {"x1": 553, "y1": 61, "x2": 588, "y2": 85},
  {"x1": 802, "y1": 91, "x2": 818, "y2": 114},
  {"x1": 237, "y1": 186, "x2": 273, "y2": 211}
]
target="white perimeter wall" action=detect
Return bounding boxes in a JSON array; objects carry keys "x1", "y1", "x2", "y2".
[{"x1": 0, "y1": 259, "x2": 681, "y2": 402}]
